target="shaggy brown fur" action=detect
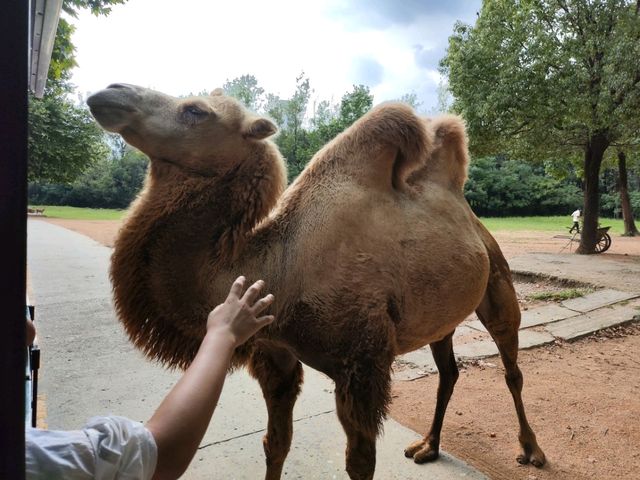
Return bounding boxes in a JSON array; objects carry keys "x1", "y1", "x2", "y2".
[{"x1": 87, "y1": 84, "x2": 545, "y2": 479}]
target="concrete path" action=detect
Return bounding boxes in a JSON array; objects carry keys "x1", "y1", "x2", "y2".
[
  {"x1": 27, "y1": 218, "x2": 484, "y2": 479},
  {"x1": 509, "y1": 252, "x2": 640, "y2": 293}
]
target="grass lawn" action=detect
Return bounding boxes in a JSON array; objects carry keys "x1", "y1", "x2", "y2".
[
  {"x1": 479, "y1": 216, "x2": 626, "y2": 235},
  {"x1": 28, "y1": 205, "x2": 125, "y2": 220},
  {"x1": 30, "y1": 206, "x2": 627, "y2": 235}
]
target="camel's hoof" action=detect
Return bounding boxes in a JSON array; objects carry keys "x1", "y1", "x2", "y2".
[
  {"x1": 413, "y1": 448, "x2": 440, "y2": 464},
  {"x1": 404, "y1": 439, "x2": 425, "y2": 458},
  {"x1": 517, "y1": 448, "x2": 546, "y2": 468},
  {"x1": 404, "y1": 439, "x2": 440, "y2": 464}
]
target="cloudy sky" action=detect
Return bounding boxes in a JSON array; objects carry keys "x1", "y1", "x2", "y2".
[{"x1": 69, "y1": 0, "x2": 481, "y2": 112}]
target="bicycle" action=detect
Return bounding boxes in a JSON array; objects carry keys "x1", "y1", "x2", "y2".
[{"x1": 556, "y1": 225, "x2": 612, "y2": 253}]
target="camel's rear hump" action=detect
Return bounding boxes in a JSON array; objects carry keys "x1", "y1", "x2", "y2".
[{"x1": 411, "y1": 114, "x2": 470, "y2": 192}]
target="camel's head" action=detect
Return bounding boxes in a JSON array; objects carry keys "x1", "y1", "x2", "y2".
[{"x1": 87, "y1": 84, "x2": 277, "y2": 176}]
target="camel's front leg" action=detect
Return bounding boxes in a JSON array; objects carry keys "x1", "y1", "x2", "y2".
[
  {"x1": 404, "y1": 331, "x2": 458, "y2": 463},
  {"x1": 335, "y1": 384, "x2": 379, "y2": 480},
  {"x1": 249, "y1": 346, "x2": 304, "y2": 480},
  {"x1": 334, "y1": 351, "x2": 394, "y2": 480}
]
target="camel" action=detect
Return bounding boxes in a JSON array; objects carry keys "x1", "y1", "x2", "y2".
[{"x1": 87, "y1": 83, "x2": 546, "y2": 479}]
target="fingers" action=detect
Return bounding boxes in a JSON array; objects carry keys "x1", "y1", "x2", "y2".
[
  {"x1": 251, "y1": 293, "x2": 274, "y2": 314},
  {"x1": 228, "y1": 276, "x2": 275, "y2": 316},
  {"x1": 241, "y1": 279, "x2": 265, "y2": 304},
  {"x1": 256, "y1": 315, "x2": 275, "y2": 329},
  {"x1": 228, "y1": 276, "x2": 245, "y2": 299}
]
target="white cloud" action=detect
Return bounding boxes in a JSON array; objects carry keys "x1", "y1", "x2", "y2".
[{"x1": 69, "y1": 0, "x2": 480, "y2": 111}]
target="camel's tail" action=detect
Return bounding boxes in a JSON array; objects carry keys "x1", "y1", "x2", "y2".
[{"x1": 410, "y1": 114, "x2": 470, "y2": 192}]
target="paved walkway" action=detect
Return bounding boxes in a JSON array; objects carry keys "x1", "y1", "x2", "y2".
[
  {"x1": 396, "y1": 253, "x2": 640, "y2": 380},
  {"x1": 27, "y1": 218, "x2": 484, "y2": 479}
]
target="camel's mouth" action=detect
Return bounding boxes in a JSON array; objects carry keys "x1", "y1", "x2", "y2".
[{"x1": 87, "y1": 88, "x2": 138, "y2": 132}]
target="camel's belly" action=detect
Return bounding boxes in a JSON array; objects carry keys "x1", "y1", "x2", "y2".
[
  {"x1": 393, "y1": 236, "x2": 489, "y2": 354},
  {"x1": 287, "y1": 183, "x2": 491, "y2": 357}
]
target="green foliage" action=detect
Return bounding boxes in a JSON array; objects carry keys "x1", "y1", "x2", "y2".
[
  {"x1": 222, "y1": 74, "x2": 264, "y2": 112},
  {"x1": 395, "y1": 92, "x2": 422, "y2": 110},
  {"x1": 62, "y1": 0, "x2": 127, "y2": 18},
  {"x1": 28, "y1": 94, "x2": 109, "y2": 183},
  {"x1": 29, "y1": 149, "x2": 148, "y2": 209},
  {"x1": 442, "y1": 0, "x2": 640, "y2": 252},
  {"x1": 443, "y1": 0, "x2": 640, "y2": 158},
  {"x1": 218, "y1": 74, "x2": 383, "y2": 182},
  {"x1": 464, "y1": 157, "x2": 582, "y2": 216},
  {"x1": 286, "y1": 84, "x2": 374, "y2": 181},
  {"x1": 47, "y1": 18, "x2": 77, "y2": 93},
  {"x1": 336, "y1": 84, "x2": 374, "y2": 128},
  {"x1": 268, "y1": 74, "x2": 313, "y2": 181},
  {"x1": 601, "y1": 190, "x2": 640, "y2": 217},
  {"x1": 28, "y1": 0, "x2": 129, "y2": 184}
]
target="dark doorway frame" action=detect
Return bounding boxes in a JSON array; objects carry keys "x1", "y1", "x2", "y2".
[{"x1": 0, "y1": 1, "x2": 29, "y2": 479}]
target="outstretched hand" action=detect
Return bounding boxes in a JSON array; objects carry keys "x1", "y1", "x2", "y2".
[
  {"x1": 148, "y1": 276, "x2": 275, "y2": 480},
  {"x1": 206, "y1": 276, "x2": 275, "y2": 347}
]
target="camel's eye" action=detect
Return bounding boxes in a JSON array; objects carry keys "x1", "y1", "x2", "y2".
[
  {"x1": 181, "y1": 104, "x2": 211, "y2": 125},
  {"x1": 185, "y1": 105, "x2": 206, "y2": 116}
]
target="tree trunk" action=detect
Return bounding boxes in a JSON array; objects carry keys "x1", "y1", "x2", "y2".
[
  {"x1": 618, "y1": 150, "x2": 639, "y2": 236},
  {"x1": 577, "y1": 135, "x2": 609, "y2": 254}
]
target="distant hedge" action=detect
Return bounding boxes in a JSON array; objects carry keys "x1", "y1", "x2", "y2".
[
  {"x1": 29, "y1": 149, "x2": 148, "y2": 209},
  {"x1": 29, "y1": 152, "x2": 639, "y2": 218},
  {"x1": 464, "y1": 157, "x2": 639, "y2": 217}
]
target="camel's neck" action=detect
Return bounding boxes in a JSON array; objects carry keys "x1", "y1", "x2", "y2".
[{"x1": 110, "y1": 147, "x2": 286, "y2": 366}]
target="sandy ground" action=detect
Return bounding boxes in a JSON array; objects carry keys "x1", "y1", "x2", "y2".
[{"x1": 36, "y1": 217, "x2": 640, "y2": 479}]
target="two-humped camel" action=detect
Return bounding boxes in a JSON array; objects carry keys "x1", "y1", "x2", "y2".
[{"x1": 87, "y1": 84, "x2": 545, "y2": 480}]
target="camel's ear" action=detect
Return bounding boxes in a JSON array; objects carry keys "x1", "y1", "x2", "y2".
[
  {"x1": 210, "y1": 88, "x2": 224, "y2": 96},
  {"x1": 244, "y1": 118, "x2": 277, "y2": 139}
]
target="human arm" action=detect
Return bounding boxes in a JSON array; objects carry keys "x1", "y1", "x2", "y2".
[
  {"x1": 26, "y1": 318, "x2": 36, "y2": 345},
  {"x1": 147, "y1": 276, "x2": 274, "y2": 480}
]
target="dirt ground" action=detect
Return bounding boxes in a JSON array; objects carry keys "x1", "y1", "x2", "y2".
[{"x1": 37, "y1": 217, "x2": 640, "y2": 479}]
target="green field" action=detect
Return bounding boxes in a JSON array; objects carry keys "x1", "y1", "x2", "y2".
[
  {"x1": 29, "y1": 206, "x2": 627, "y2": 235},
  {"x1": 29, "y1": 205, "x2": 125, "y2": 220},
  {"x1": 478, "y1": 216, "x2": 626, "y2": 235}
]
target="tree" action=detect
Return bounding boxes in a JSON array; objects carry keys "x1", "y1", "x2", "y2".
[
  {"x1": 271, "y1": 74, "x2": 312, "y2": 181},
  {"x1": 46, "y1": 18, "x2": 77, "y2": 93},
  {"x1": 222, "y1": 74, "x2": 264, "y2": 112},
  {"x1": 617, "y1": 150, "x2": 639, "y2": 235},
  {"x1": 313, "y1": 85, "x2": 374, "y2": 146},
  {"x1": 29, "y1": 147, "x2": 148, "y2": 208},
  {"x1": 49, "y1": 1, "x2": 128, "y2": 92},
  {"x1": 28, "y1": 94, "x2": 109, "y2": 183},
  {"x1": 264, "y1": 80, "x2": 374, "y2": 183},
  {"x1": 442, "y1": 0, "x2": 640, "y2": 253},
  {"x1": 28, "y1": 0, "x2": 129, "y2": 183},
  {"x1": 62, "y1": 0, "x2": 126, "y2": 17},
  {"x1": 337, "y1": 84, "x2": 374, "y2": 128},
  {"x1": 396, "y1": 92, "x2": 423, "y2": 111},
  {"x1": 464, "y1": 156, "x2": 582, "y2": 216}
]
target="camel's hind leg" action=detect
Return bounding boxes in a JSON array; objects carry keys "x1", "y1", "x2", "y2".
[
  {"x1": 404, "y1": 332, "x2": 458, "y2": 463},
  {"x1": 249, "y1": 346, "x2": 304, "y2": 480},
  {"x1": 476, "y1": 252, "x2": 546, "y2": 467}
]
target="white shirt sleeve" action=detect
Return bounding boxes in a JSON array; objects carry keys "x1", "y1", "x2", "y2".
[{"x1": 26, "y1": 416, "x2": 157, "y2": 480}]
